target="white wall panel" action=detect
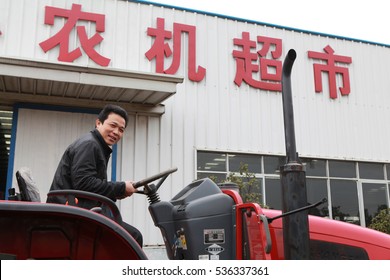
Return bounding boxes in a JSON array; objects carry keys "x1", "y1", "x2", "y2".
[
  {"x1": 12, "y1": 108, "x2": 97, "y2": 197},
  {"x1": 118, "y1": 113, "x2": 167, "y2": 245}
]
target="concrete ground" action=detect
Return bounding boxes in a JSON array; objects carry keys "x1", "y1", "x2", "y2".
[{"x1": 143, "y1": 245, "x2": 169, "y2": 260}]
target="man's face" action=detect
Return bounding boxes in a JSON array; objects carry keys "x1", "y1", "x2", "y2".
[{"x1": 96, "y1": 113, "x2": 126, "y2": 146}]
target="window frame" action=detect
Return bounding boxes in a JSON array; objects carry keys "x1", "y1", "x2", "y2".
[{"x1": 196, "y1": 150, "x2": 390, "y2": 227}]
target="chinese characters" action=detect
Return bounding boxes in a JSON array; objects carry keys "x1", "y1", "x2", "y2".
[
  {"x1": 308, "y1": 45, "x2": 352, "y2": 99},
  {"x1": 233, "y1": 32, "x2": 282, "y2": 91},
  {"x1": 145, "y1": 18, "x2": 206, "y2": 82},
  {"x1": 39, "y1": 4, "x2": 110, "y2": 67},
  {"x1": 39, "y1": 4, "x2": 353, "y2": 99},
  {"x1": 145, "y1": 18, "x2": 352, "y2": 98}
]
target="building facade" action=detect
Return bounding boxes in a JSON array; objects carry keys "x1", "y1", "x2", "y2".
[{"x1": 1, "y1": 0, "x2": 390, "y2": 246}]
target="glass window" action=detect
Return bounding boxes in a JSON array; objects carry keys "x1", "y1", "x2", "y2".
[
  {"x1": 265, "y1": 178, "x2": 281, "y2": 210},
  {"x1": 306, "y1": 178, "x2": 329, "y2": 217},
  {"x1": 240, "y1": 178, "x2": 263, "y2": 204},
  {"x1": 196, "y1": 151, "x2": 389, "y2": 229},
  {"x1": 330, "y1": 180, "x2": 360, "y2": 225},
  {"x1": 197, "y1": 151, "x2": 226, "y2": 172},
  {"x1": 359, "y1": 162, "x2": 384, "y2": 180},
  {"x1": 196, "y1": 172, "x2": 226, "y2": 183},
  {"x1": 388, "y1": 184, "x2": 390, "y2": 198},
  {"x1": 229, "y1": 154, "x2": 261, "y2": 173},
  {"x1": 302, "y1": 158, "x2": 327, "y2": 177},
  {"x1": 264, "y1": 156, "x2": 285, "y2": 175},
  {"x1": 362, "y1": 183, "x2": 388, "y2": 227},
  {"x1": 329, "y1": 160, "x2": 356, "y2": 178}
]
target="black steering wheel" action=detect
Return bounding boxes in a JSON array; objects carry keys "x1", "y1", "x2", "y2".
[
  {"x1": 133, "y1": 167, "x2": 177, "y2": 188},
  {"x1": 133, "y1": 167, "x2": 178, "y2": 202}
]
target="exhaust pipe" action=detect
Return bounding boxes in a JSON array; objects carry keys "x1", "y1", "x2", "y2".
[{"x1": 280, "y1": 49, "x2": 310, "y2": 259}]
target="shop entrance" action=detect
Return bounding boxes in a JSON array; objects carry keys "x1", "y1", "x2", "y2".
[{"x1": 0, "y1": 110, "x2": 12, "y2": 199}]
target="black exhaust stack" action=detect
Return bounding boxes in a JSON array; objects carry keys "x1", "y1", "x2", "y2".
[{"x1": 280, "y1": 49, "x2": 310, "y2": 259}]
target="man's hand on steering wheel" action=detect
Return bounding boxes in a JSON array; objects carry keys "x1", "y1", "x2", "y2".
[{"x1": 121, "y1": 181, "x2": 137, "y2": 198}]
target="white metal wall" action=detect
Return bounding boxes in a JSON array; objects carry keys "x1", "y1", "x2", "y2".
[
  {"x1": 5, "y1": 0, "x2": 390, "y2": 246},
  {"x1": 12, "y1": 108, "x2": 100, "y2": 197},
  {"x1": 3, "y1": 1, "x2": 390, "y2": 163}
]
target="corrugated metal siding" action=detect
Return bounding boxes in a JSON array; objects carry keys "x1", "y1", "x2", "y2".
[
  {"x1": 5, "y1": 0, "x2": 390, "y2": 246},
  {"x1": 12, "y1": 108, "x2": 98, "y2": 196},
  {"x1": 118, "y1": 114, "x2": 165, "y2": 244},
  {"x1": 153, "y1": 7, "x2": 390, "y2": 163}
]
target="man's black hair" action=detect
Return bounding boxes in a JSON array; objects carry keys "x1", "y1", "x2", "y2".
[{"x1": 98, "y1": 104, "x2": 129, "y2": 128}]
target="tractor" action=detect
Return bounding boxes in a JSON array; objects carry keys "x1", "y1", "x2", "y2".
[{"x1": 0, "y1": 166, "x2": 389, "y2": 260}]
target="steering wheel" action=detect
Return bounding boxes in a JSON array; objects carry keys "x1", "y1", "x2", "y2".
[{"x1": 133, "y1": 167, "x2": 178, "y2": 200}]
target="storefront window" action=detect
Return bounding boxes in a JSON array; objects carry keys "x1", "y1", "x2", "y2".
[
  {"x1": 330, "y1": 179, "x2": 360, "y2": 224},
  {"x1": 306, "y1": 178, "x2": 329, "y2": 217},
  {"x1": 229, "y1": 154, "x2": 261, "y2": 173},
  {"x1": 329, "y1": 160, "x2": 356, "y2": 178},
  {"x1": 197, "y1": 150, "x2": 390, "y2": 228},
  {"x1": 263, "y1": 155, "x2": 284, "y2": 175},
  {"x1": 302, "y1": 158, "x2": 327, "y2": 177},
  {"x1": 197, "y1": 151, "x2": 226, "y2": 172},
  {"x1": 264, "y1": 177, "x2": 281, "y2": 210},
  {"x1": 196, "y1": 172, "x2": 226, "y2": 183},
  {"x1": 362, "y1": 183, "x2": 388, "y2": 227},
  {"x1": 359, "y1": 162, "x2": 384, "y2": 179},
  {"x1": 239, "y1": 178, "x2": 263, "y2": 204}
]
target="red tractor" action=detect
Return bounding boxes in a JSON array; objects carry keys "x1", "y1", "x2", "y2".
[
  {"x1": 1, "y1": 49, "x2": 389, "y2": 260},
  {"x1": 0, "y1": 167, "x2": 389, "y2": 260}
]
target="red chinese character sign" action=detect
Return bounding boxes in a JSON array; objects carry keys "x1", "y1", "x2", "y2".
[
  {"x1": 145, "y1": 18, "x2": 206, "y2": 82},
  {"x1": 233, "y1": 32, "x2": 283, "y2": 91},
  {"x1": 308, "y1": 45, "x2": 352, "y2": 99},
  {"x1": 39, "y1": 4, "x2": 110, "y2": 67},
  {"x1": 36, "y1": 4, "x2": 354, "y2": 100}
]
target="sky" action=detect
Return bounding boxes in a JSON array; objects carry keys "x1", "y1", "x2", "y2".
[{"x1": 139, "y1": 0, "x2": 390, "y2": 45}]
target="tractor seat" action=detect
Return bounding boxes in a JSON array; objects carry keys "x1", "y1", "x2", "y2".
[{"x1": 15, "y1": 167, "x2": 41, "y2": 202}]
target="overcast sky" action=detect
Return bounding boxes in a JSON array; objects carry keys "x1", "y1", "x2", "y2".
[{"x1": 140, "y1": 0, "x2": 390, "y2": 45}]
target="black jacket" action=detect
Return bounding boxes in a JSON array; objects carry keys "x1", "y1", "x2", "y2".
[{"x1": 46, "y1": 129, "x2": 126, "y2": 209}]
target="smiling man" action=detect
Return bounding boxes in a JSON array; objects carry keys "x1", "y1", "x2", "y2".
[{"x1": 46, "y1": 104, "x2": 143, "y2": 247}]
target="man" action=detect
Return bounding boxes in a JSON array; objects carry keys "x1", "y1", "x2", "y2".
[{"x1": 47, "y1": 104, "x2": 143, "y2": 247}]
